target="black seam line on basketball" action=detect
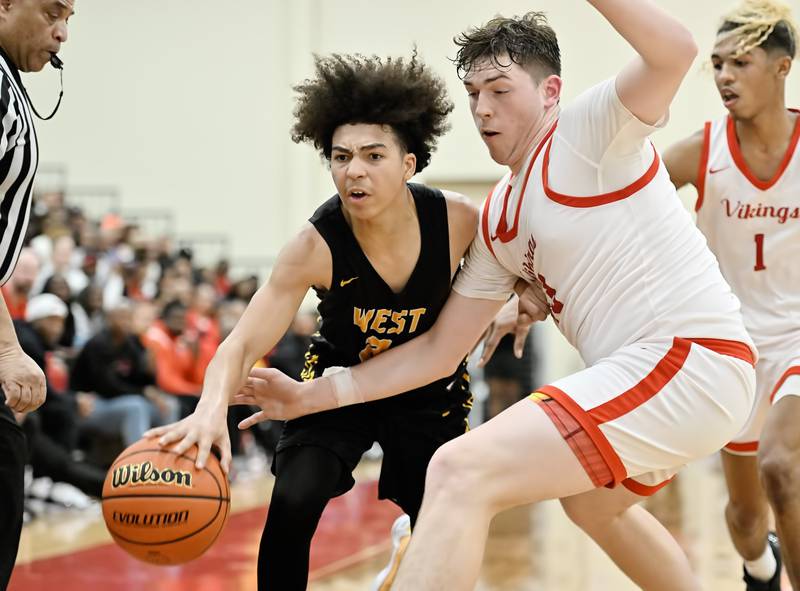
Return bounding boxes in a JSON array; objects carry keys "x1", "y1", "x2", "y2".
[
  {"x1": 103, "y1": 494, "x2": 230, "y2": 501},
  {"x1": 111, "y1": 449, "x2": 227, "y2": 498},
  {"x1": 108, "y1": 496, "x2": 226, "y2": 546},
  {"x1": 196, "y1": 495, "x2": 231, "y2": 558}
]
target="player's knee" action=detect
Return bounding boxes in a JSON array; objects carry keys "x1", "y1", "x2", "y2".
[
  {"x1": 725, "y1": 496, "x2": 767, "y2": 534},
  {"x1": 759, "y1": 445, "x2": 800, "y2": 509},
  {"x1": 425, "y1": 439, "x2": 487, "y2": 502},
  {"x1": 272, "y1": 475, "x2": 332, "y2": 516},
  {"x1": 560, "y1": 497, "x2": 615, "y2": 534}
]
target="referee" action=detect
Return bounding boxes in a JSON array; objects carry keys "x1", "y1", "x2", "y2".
[{"x1": 0, "y1": 1, "x2": 74, "y2": 588}]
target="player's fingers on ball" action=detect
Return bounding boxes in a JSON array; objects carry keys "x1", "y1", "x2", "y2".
[
  {"x1": 158, "y1": 427, "x2": 189, "y2": 447},
  {"x1": 218, "y1": 441, "x2": 233, "y2": 475},
  {"x1": 194, "y1": 438, "x2": 213, "y2": 470},
  {"x1": 171, "y1": 431, "x2": 198, "y2": 457}
]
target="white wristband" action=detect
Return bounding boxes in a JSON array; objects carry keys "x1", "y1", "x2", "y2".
[{"x1": 321, "y1": 366, "x2": 364, "y2": 407}]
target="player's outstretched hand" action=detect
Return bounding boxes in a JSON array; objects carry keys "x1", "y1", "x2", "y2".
[
  {"x1": 144, "y1": 407, "x2": 232, "y2": 475},
  {"x1": 233, "y1": 368, "x2": 319, "y2": 427},
  {"x1": 0, "y1": 346, "x2": 46, "y2": 413},
  {"x1": 479, "y1": 278, "x2": 549, "y2": 367}
]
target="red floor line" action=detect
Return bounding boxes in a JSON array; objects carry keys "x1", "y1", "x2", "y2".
[{"x1": 10, "y1": 480, "x2": 401, "y2": 591}]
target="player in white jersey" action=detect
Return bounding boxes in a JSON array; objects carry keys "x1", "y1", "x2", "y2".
[
  {"x1": 227, "y1": 3, "x2": 755, "y2": 590},
  {"x1": 664, "y1": 2, "x2": 799, "y2": 589}
]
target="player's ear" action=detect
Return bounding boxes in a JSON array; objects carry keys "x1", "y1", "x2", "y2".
[
  {"x1": 540, "y1": 74, "x2": 562, "y2": 109},
  {"x1": 774, "y1": 54, "x2": 792, "y2": 80},
  {"x1": 403, "y1": 152, "x2": 417, "y2": 182}
]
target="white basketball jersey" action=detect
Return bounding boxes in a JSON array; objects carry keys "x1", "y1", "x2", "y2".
[
  {"x1": 455, "y1": 79, "x2": 753, "y2": 366},
  {"x1": 695, "y1": 112, "x2": 800, "y2": 357}
]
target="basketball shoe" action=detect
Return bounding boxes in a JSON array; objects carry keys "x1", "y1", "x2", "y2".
[{"x1": 371, "y1": 514, "x2": 411, "y2": 591}]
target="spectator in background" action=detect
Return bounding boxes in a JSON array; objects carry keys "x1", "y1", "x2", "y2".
[
  {"x1": 72, "y1": 283, "x2": 105, "y2": 348},
  {"x1": 32, "y1": 235, "x2": 88, "y2": 296},
  {"x1": 41, "y1": 274, "x2": 78, "y2": 351},
  {"x1": 1, "y1": 248, "x2": 39, "y2": 320},
  {"x1": 213, "y1": 259, "x2": 232, "y2": 298},
  {"x1": 187, "y1": 282, "x2": 220, "y2": 376},
  {"x1": 142, "y1": 300, "x2": 204, "y2": 418},
  {"x1": 71, "y1": 300, "x2": 178, "y2": 447},
  {"x1": 15, "y1": 294, "x2": 80, "y2": 451}
]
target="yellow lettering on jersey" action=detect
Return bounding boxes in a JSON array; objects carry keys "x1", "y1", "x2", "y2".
[
  {"x1": 370, "y1": 309, "x2": 391, "y2": 334},
  {"x1": 387, "y1": 310, "x2": 407, "y2": 335},
  {"x1": 408, "y1": 308, "x2": 427, "y2": 333},
  {"x1": 353, "y1": 308, "x2": 376, "y2": 333},
  {"x1": 359, "y1": 336, "x2": 393, "y2": 362}
]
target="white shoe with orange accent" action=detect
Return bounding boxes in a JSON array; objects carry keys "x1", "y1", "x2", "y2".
[{"x1": 371, "y1": 514, "x2": 411, "y2": 591}]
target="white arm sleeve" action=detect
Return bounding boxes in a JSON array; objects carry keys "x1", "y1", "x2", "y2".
[{"x1": 453, "y1": 233, "x2": 517, "y2": 302}]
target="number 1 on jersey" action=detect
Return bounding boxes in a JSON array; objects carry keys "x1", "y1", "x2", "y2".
[{"x1": 754, "y1": 233, "x2": 766, "y2": 272}]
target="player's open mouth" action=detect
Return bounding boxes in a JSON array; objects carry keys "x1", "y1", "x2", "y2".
[
  {"x1": 720, "y1": 89, "x2": 739, "y2": 108},
  {"x1": 482, "y1": 130, "x2": 499, "y2": 138},
  {"x1": 348, "y1": 189, "x2": 369, "y2": 200}
]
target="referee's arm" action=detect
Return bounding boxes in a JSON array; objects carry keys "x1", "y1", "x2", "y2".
[{"x1": 0, "y1": 77, "x2": 46, "y2": 415}]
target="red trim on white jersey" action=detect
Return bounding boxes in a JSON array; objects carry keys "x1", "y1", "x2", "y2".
[
  {"x1": 770, "y1": 366, "x2": 800, "y2": 403},
  {"x1": 542, "y1": 139, "x2": 661, "y2": 208},
  {"x1": 727, "y1": 109, "x2": 800, "y2": 191},
  {"x1": 481, "y1": 123, "x2": 557, "y2": 258},
  {"x1": 695, "y1": 122, "x2": 712, "y2": 212}
]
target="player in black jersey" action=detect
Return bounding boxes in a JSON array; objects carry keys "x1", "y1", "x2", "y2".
[{"x1": 147, "y1": 52, "x2": 488, "y2": 590}]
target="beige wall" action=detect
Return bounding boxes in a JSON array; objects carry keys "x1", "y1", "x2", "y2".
[{"x1": 23, "y1": 0, "x2": 800, "y2": 265}]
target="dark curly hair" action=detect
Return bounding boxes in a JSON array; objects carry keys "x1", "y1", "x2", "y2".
[
  {"x1": 453, "y1": 12, "x2": 561, "y2": 80},
  {"x1": 291, "y1": 52, "x2": 454, "y2": 174}
]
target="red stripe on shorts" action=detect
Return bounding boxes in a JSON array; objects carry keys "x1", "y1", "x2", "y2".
[
  {"x1": 725, "y1": 441, "x2": 759, "y2": 454},
  {"x1": 588, "y1": 338, "x2": 692, "y2": 424},
  {"x1": 530, "y1": 392, "x2": 614, "y2": 488},
  {"x1": 622, "y1": 476, "x2": 675, "y2": 497},
  {"x1": 770, "y1": 366, "x2": 800, "y2": 403}
]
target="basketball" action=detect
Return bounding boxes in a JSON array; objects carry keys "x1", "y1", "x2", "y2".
[{"x1": 101, "y1": 438, "x2": 230, "y2": 565}]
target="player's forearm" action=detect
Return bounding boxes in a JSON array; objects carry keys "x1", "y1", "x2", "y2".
[
  {"x1": 353, "y1": 331, "x2": 465, "y2": 402},
  {"x1": 587, "y1": 0, "x2": 697, "y2": 69}
]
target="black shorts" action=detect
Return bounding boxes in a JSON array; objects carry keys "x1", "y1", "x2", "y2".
[{"x1": 273, "y1": 389, "x2": 471, "y2": 517}]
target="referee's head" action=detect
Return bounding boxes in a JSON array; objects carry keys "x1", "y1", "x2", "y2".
[{"x1": 0, "y1": 0, "x2": 74, "y2": 72}]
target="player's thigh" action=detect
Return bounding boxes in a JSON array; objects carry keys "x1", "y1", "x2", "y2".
[
  {"x1": 560, "y1": 484, "x2": 643, "y2": 532},
  {"x1": 427, "y1": 399, "x2": 594, "y2": 510}
]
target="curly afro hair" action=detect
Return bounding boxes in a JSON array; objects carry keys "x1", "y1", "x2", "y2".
[{"x1": 291, "y1": 52, "x2": 454, "y2": 174}]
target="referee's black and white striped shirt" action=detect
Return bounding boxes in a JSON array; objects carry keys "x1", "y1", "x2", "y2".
[{"x1": 0, "y1": 47, "x2": 37, "y2": 287}]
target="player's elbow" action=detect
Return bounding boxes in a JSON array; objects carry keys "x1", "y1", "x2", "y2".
[{"x1": 672, "y1": 31, "x2": 699, "y2": 70}]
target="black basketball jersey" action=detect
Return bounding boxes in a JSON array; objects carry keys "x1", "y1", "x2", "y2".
[{"x1": 302, "y1": 183, "x2": 470, "y2": 408}]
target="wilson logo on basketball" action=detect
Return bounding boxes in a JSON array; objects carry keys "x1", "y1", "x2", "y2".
[
  {"x1": 112, "y1": 510, "x2": 190, "y2": 528},
  {"x1": 111, "y1": 461, "x2": 193, "y2": 489}
]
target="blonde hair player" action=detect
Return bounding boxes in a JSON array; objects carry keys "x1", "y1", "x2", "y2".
[
  {"x1": 664, "y1": 2, "x2": 799, "y2": 589},
  {"x1": 234, "y1": 1, "x2": 759, "y2": 589}
]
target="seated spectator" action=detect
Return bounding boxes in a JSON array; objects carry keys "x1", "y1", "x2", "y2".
[
  {"x1": 72, "y1": 283, "x2": 105, "y2": 348},
  {"x1": 1, "y1": 248, "x2": 39, "y2": 320},
  {"x1": 41, "y1": 274, "x2": 78, "y2": 351},
  {"x1": 71, "y1": 300, "x2": 179, "y2": 447},
  {"x1": 141, "y1": 300, "x2": 204, "y2": 417},
  {"x1": 14, "y1": 294, "x2": 105, "y2": 497},
  {"x1": 32, "y1": 235, "x2": 89, "y2": 297},
  {"x1": 186, "y1": 282, "x2": 220, "y2": 377}
]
